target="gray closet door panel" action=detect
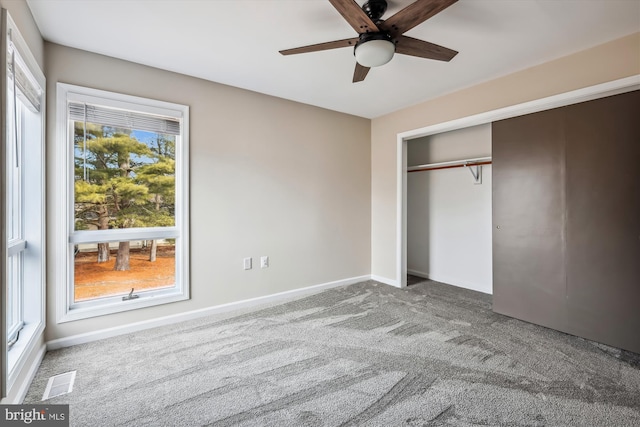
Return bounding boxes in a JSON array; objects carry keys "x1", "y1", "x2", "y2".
[
  {"x1": 564, "y1": 91, "x2": 640, "y2": 353},
  {"x1": 492, "y1": 109, "x2": 567, "y2": 331}
]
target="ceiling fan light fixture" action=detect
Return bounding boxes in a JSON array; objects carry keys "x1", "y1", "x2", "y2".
[
  {"x1": 280, "y1": 0, "x2": 459, "y2": 83},
  {"x1": 354, "y1": 33, "x2": 395, "y2": 68}
]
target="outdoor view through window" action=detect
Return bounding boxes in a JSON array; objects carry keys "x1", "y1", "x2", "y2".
[{"x1": 73, "y1": 120, "x2": 176, "y2": 302}]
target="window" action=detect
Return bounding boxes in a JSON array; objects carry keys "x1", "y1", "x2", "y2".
[
  {"x1": 56, "y1": 84, "x2": 189, "y2": 322},
  {"x1": 2, "y1": 10, "x2": 46, "y2": 392}
]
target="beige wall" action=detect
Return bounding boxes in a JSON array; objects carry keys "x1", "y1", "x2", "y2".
[
  {"x1": 1, "y1": 0, "x2": 43, "y2": 68},
  {"x1": 371, "y1": 32, "x2": 640, "y2": 282},
  {"x1": 44, "y1": 43, "x2": 371, "y2": 341}
]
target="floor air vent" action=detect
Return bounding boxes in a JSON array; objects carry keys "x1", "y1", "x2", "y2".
[{"x1": 42, "y1": 371, "x2": 76, "y2": 401}]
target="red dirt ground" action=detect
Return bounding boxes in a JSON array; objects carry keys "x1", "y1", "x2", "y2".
[{"x1": 74, "y1": 246, "x2": 175, "y2": 302}]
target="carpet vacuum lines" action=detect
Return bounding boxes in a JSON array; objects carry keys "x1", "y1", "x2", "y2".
[{"x1": 24, "y1": 279, "x2": 640, "y2": 426}]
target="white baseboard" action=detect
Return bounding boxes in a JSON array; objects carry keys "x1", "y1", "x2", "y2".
[
  {"x1": 407, "y1": 269, "x2": 429, "y2": 279},
  {"x1": 407, "y1": 269, "x2": 492, "y2": 295},
  {"x1": 47, "y1": 275, "x2": 371, "y2": 351},
  {"x1": 371, "y1": 274, "x2": 400, "y2": 288},
  {"x1": 0, "y1": 344, "x2": 46, "y2": 404}
]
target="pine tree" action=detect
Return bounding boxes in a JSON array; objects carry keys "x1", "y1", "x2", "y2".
[
  {"x1": 135, "y1": 135, "x2": 176, "y2": 262},
  {"x1": 74, "y1": 125, "x2": 175, "y2": 271}
]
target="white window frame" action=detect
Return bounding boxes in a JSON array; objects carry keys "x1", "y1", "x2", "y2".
[
  {"x1": 6, "y1": 95, "x2": 26, "y2": 346},
  {"x1": 55, "y1": 83, "x2": 190, "y2": 323},
  {"x1": 2, "y1": 10, "x2": 46, "y2": 395}
]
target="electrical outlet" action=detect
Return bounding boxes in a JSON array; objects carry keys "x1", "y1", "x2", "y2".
[
  {"x1": 243, "y1": 257, "x2": 252, "y2": 270},
  {"x1": 260, "y1": 256, "x2": 269, "y2": 269}
]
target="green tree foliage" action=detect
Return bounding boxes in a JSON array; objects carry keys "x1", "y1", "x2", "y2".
[
  {"x1": 134, "y1": 136, "x2": 176, "y2": 262},
  {"x1": 74, "y1": 124, "x2": 176, "y2": 270}
]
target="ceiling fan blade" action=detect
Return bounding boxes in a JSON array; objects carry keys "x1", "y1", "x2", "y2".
[
  {"x1": 353, "y1": 63, "x2": 370, "y2": 83},
  {"x1": 328, "y1": 0, "x2": 379, "y2": 33},
  {"x1": 280, "y1": 37, "x2": 359, "y2": 55},
  {"x1": 395, "y1": 35, "x2": 458, "y2": 61},
  {"x1": 383, "y1": 0, "x2": 457, "y2": 37}
]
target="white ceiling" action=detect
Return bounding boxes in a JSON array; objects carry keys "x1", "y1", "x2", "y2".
[{"x1": 27, "y1": 0, "x2": 640, "y2": 118}]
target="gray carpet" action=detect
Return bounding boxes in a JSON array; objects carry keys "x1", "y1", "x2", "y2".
[{"x1": 25, "y1": 279, "x2": 640, "y2": 426}]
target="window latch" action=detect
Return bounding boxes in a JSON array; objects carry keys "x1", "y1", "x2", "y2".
[{"x1": 122, "y1": 288, "x2": 139, "y2": 301}]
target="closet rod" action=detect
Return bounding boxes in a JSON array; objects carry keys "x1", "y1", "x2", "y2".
[
  {"x1": 407, "y1": 157, "x2": 492, "y2": 173},
  {"x1": 408, "y1": 160, "x2": 492, "y2": 173}
]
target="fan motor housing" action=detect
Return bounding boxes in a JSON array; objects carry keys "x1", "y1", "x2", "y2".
[{"x1": 362, "y1": 0, "x2": 388, "y2": 22}]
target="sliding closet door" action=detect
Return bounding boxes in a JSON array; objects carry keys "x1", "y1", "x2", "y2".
[
  {"x1": 492, "y1": 109, "x2": 567, "y2": 331},
  {"x1": 564, "y1": 91, "x2": 640, "y2": 352},
  {"x1": 492, "y1": 90, "x2": 640, "y2": 353}
]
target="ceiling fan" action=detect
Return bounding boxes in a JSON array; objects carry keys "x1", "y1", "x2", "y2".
[{"x1": 280, "y1": 0, "x2": 459, "y2": 83}]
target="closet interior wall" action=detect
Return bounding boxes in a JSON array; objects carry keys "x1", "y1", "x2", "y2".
[{"x1": 407, "y1": 124, "x2": 493, "y2": 294}]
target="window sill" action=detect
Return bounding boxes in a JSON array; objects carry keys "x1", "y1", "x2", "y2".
[
  {"x1": 7, "y1": 321, "x2": 45, "y2": 390},
  {"x1": 57, "y1": 290, "x2": 189, "y2": 323}
]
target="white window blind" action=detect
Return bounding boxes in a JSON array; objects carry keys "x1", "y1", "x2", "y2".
[
  {"x1": 6, "y1": 41, "x2": 41, "y2": 112},
  {"x1": 68, "y1": 102, "x2": 181, "y2": 135}
]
